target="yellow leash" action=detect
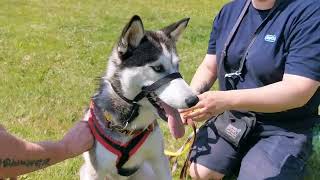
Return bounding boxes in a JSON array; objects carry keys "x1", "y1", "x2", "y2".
[
  {"x1": 164, "y1": 122, "x2": 198, "y2": 180},
  {"x1": 164, "y1": 131, "x2": 195, "y2": 157}
]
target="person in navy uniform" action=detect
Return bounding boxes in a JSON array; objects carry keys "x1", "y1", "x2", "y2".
[{"x1": 181, "y1": 0, "x2": 320, "y2": 179}]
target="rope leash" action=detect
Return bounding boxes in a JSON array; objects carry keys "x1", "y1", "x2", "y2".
[
  {"x1": 180, "y1": 121, "x2": 197, "y2": 180},
  {"x1": 164, "y1": 121, "x2": 197, "y2": 180}
]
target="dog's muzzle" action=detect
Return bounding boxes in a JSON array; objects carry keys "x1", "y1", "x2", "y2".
[{"x1": 110, "y1": 72, "x2": 183, "y2": 125}]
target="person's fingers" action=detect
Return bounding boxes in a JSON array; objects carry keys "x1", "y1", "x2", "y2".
[
  {"x1": 197, "y1": 92, "x2": 210, "y2": 100},
  {"x1": 183, "y1": 106, "x2": 208, "y2": 119},
  {"x1": 186, "y1": 118, "x2": 194, "y2": 126},
  {"x1": 179, "y1": 108, "x2": 192, "y2": 113},
  {"x1": 190, "y1": 102, "x2": 204, "y2": 110},
  {"x1": 181, "y1": 116, "x2": 192, "y2": 125},
  {"x1": 189, "y1": 112, "x2": 212, "y2": 122},
  {"x1": 180, "y1": 114, "x2": 187, "y2": 125},
  {"x1": 179, "y1": 101, "x2": 205, "y2": 112},
  {"x1": 197, "y1": 93, "x2": 205, "y2": 100}
]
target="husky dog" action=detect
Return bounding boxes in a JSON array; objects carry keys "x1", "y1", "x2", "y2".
[{"x1": 80, "y1": 15, "x2": 199, "y2": 180}]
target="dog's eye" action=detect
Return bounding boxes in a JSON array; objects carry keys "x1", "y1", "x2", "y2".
[{"x1": 151, "y1": 65, "x2": 165, "y2": 73}]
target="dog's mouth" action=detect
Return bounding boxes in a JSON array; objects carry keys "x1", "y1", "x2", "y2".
[{"x1": 149, "y1": 96, "x2": 185, "y2": 138}]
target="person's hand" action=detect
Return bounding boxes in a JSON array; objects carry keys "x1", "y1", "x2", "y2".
[
  {"x1": 178, "y1": 111, "x2": 193, "y2": 125},
  {"x1": 60, "y1": 121, "x2": 94, "y2": 158},
  {"x1": 180, "y1": 91, "x2": 230, "y2": 122}
]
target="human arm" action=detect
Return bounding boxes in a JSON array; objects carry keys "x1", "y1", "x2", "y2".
[
  {"x1": 227, "y1": 74, "x2": 319, "y2": 112},
  {"x1": 182, "y1": 74, "x2": 319, "y2": 121},
  {"x1": 179, "y1": 54, "x2": 217, "y2": 124},
  {"x1": 0, "y1": 121, "x2": 93, "y2": 178},
  {"x1": 189, "y1": 54, "x2": 218, "y2": 94}
]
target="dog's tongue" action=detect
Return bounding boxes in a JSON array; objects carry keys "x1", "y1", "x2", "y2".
[{"x1": 161, "y1": 102, "x2": 185, "y2": 139}]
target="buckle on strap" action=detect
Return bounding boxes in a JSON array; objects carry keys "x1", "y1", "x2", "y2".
[{"x1": 224, "y1": 71, "x2": 241, "y2": 78}]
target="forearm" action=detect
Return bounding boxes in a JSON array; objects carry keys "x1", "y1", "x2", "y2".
[
  {"x1": 227, "y1": 75, "x2": 319, "y2": 113},
  {"x1": 0, "y1": 131, "x2": 67, "y2": 178},
  {"x1": 190, "y1": 54, "x2": 217, "y2": 94}
]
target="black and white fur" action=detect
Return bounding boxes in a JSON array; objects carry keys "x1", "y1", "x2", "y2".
[{"x1": 80, "y1": 15, "x2": 196, "y2": 180}]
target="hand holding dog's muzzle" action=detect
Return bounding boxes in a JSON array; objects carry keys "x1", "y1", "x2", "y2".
[{"x1": 181, "y1": 91, "x2": 230, "y2": 122}]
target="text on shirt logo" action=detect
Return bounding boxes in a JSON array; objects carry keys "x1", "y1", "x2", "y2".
[{"x1": 264, "y1": 34, "x2": 277, "y2": 43}]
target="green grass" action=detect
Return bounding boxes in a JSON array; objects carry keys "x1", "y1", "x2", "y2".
[{"x1": 0, "y1": 0, "x2": 318, "y2": 179}]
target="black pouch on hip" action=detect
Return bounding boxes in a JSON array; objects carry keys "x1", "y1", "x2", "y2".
[{"x1": 214, "y1": 111, "x2": 256, "y2": 147}]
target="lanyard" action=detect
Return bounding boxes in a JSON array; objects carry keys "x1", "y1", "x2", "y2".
[{"x1": 221, "y1": 0, "x2": 282, "y2": 90}]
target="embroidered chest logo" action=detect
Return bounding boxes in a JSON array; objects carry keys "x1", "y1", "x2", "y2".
[{"x1": 264, "y1": 34, "x2": 277, "y2": 43}]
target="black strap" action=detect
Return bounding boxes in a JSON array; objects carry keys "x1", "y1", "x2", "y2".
[
  {"x1": 222, "y1": 0, "x2": 283, "y2": 89},
  {"x1": 116, "y1": 131, "x2": 148, "y2": 168},
  {"x1": 116, "y1": 129, "x2": 151, "y2": 176},
  {"x1": 133, "y1": 72, "x2": 182, "y2": 102},
  {"x1": 221, "y1": 0, "x2": 251, "y2": 60},
  {"x1": 110, "y1": 72, "x2": 182, "y2": 104},
  {"x1": 235, "y1": 0, "x2": 282, "y2": 75},
  {"x1": 91, "y1": 115, "x2": 147, "y2": 176},
  {"x1": 110, "y1": 83, "x2": 136, "y2": 105},
  {"x1": 118, "y1": 167, "x2": 139, "y2": 177},
  {"x1": 109, "y1": 72, "x2": 182, "y2": 125}
]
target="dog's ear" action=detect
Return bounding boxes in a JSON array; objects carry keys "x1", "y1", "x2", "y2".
[
  {"x1": 117, "y1": 15, "x2": 145, "y2": 56},
  {"x1": 161, "y1": 18, "x2": 190, "y2": 41}
]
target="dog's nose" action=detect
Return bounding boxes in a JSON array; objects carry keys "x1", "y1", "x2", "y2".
[{"x1": 185, "y1": 96, "x2": 199, "y2": 108}]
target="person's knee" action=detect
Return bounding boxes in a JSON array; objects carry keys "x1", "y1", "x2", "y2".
[{"x1": 189, "y1": 162, "x2": 224, "y2": 180}]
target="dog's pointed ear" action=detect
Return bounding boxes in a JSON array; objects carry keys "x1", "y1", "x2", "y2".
[
  {"x1": 117, "y1": 15, "x2": 145, "y2": 56},
  {"x1": 161, "y1": 18, "x2": 190, "y2": 41}
]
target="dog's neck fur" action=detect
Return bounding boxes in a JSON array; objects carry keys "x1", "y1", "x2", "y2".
[{"x1": 92, "y1": 59, "x2": 157, "y2": 131}]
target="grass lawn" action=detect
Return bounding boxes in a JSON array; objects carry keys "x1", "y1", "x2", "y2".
[{"x1": 0, "y1": 0, "x2": 319, "y2": 179}]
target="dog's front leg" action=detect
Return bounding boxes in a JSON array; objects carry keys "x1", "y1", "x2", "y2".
[
  {"x1": 146, "y1": 128, "x2": 172, "y2": 180},
  {"x1": 81, "y1": 144, "x2": 116, "y2": 180},
  {"x1": 149, "y1": 152, "x2": 172, "y2": 180},
  {"x1": 80, "y1": 151, "x2": 101, "y2": 180}
]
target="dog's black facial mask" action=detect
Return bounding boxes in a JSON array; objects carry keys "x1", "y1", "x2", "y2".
[
  {"x1": 117, "y1": 15, "x2": 162, "y2": 68},
  {"x1": 116, "y1": 15, "x2": 190, "y2": 68}
]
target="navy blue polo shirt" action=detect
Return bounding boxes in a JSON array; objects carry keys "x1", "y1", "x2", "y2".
[{"x1": 208, "y1": 0, "x2": 320, "y2": 128}]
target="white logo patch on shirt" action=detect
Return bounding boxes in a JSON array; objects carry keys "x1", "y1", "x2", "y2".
[{"x1": 264, "y1": 34, "x2": 277, "y2": 43}]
